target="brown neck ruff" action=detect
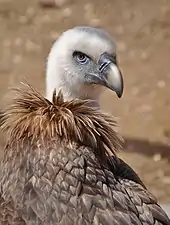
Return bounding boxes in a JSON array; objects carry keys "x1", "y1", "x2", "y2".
[{"x1": 1, "y1": 83, "x2": 122, "y2": 160}]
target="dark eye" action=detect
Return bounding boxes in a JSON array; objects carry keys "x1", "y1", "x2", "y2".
[{"x1": 73, "y1": 51, "x2": 89, "y2": 64}]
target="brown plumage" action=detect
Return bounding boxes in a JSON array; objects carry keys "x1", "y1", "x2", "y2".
[{"x1": 0, "y1": 83, "x2": 169, "y2": 225}]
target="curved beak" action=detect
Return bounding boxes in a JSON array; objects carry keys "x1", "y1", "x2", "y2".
[
  {"x1": 102, "y1": 61, "x2": 123, "y2": 98},
  {"x1": 86, "y1": 52, "x2": 124, "y2": 98},
  {"x1": 98, "y1": 52, "x2": 124, "y2": 98}
]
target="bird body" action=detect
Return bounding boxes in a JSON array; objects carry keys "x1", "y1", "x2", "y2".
[
  {"x1": 0, "y1": 85, "x2": 169, "y2": 225},
  {"x1": 0, "y1": 26, "x2": 169, "y2": 224}
]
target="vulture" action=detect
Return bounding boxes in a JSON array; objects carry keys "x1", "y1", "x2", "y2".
[{"x1": 0, "y1": 26, "x2": 170, "y2": 225}]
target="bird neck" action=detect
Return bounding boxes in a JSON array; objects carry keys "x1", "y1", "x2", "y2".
[{"x1": 46, "y1": 76, "x2": 101, "y2": 109}]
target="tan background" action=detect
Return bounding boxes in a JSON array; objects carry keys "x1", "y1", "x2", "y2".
[{"x1": 0, "y1": 0, "x2": 170, "y2": 203}]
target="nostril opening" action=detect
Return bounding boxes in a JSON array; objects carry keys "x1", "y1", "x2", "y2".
[
  {"x1": 99, "y1": 62, "x2": 107, "y2": 71},
  {"x1": 98, "y1": 52, "x2": 116, "y2": 72},
  {"x1": 99, "y1": 62, "x2": 111, "y2": 72}
]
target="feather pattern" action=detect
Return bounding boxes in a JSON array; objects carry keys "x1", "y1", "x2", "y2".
[{"x1": 1, "y1": 83, "x2": 122, "y2": 155}]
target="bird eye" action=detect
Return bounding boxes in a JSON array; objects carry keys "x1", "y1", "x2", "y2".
[{"x1": 73, "y1": 51, "x2": 89, "y2": 64}]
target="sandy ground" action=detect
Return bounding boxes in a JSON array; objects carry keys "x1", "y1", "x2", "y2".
[{"x1": 0, "y1": 0, "x2": 170, "y2": 205}]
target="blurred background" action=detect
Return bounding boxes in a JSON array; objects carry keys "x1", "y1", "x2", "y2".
[{"x1": 0, "y1": 0, "x2": 170, "y2": 204}]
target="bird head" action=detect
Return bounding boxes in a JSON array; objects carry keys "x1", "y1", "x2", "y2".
[{"x1": 46, "y1": 26, "x2": 124, "y2": 102}]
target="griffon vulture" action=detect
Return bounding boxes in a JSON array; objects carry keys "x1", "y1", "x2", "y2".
[{"x1": 0, "y1": 26, "x2": 169, "y2": 225}]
